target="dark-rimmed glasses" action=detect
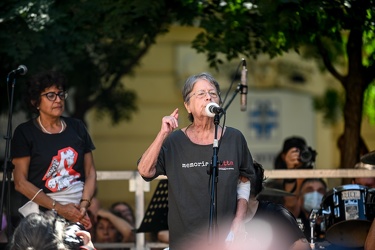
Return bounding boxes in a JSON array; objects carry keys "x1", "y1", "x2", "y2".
[{"x1": 41, "y1": 91, "x2": 68, "y2": 101}]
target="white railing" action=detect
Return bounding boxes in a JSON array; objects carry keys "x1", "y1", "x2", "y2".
[{"x1": 95, "y1": 168, "x2": 375, "y2": 250}]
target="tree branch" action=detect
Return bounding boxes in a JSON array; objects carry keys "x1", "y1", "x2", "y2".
[{"x1": 315, "y1": 36, "x2": 345, "y2": 84}]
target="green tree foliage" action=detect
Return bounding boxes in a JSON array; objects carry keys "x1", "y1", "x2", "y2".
[
  {"x1": 191, "y1": 0, "x2": 375, "y2": 170},
  {"x1": 2, "y1": 0, "x2": 375, "y2": 171},
  {"x1": 0, "y1": 0, "x2": 198, "y2": 124}
]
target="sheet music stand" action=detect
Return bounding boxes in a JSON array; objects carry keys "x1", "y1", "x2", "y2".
[{"x1": 137, "y1": 179, "x2": 168, "y2": 233}]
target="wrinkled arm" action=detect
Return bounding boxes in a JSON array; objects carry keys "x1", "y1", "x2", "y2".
[
  {"x1": 228, "y1": 176, "x2": 249, "y2": 241},
  {"x1": 137, "y1": 130, "x2": 169, "y2": 178},
  {"x1": 138, "y1": 109, "x2": 179, "y2": 178}
]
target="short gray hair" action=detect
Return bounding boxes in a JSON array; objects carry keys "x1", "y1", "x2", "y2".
[{"x1": 182, "y1": 72, "x2": 221, "y2": 122}]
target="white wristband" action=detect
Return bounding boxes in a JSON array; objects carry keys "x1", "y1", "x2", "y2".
[{"x1": 237, "y1": 180, "x2": 250, "y2": 201}]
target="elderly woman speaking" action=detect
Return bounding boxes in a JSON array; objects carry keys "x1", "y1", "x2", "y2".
[{"x1": 138, "y1": 72, "x2": 255, "y2": 249}]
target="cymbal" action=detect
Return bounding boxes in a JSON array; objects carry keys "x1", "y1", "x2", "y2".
[
  {"x1": 259, "y1": 187, "x2": 296, "y2": 197},
  {"x1": 361, "y1": 150, "x2": 375, "y2": 165}
]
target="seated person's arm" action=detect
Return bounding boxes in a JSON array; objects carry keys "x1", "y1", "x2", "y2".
[{"x1": 97, "y1": 209, "x2": 134, "y2": 242}]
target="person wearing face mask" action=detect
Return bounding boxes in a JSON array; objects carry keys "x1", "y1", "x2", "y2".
[
  {"x1": 303, "y1": 190, "x2": 324, "y2": 213},
  {"x1": 273, "y1": 136, "x2": 317, "y2": 218},
  {"x1": 297, "y1": 178, "x2": 327, "y2": 242}
]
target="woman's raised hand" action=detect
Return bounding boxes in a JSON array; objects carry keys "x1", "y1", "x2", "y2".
[{"x1": 161, "y1": 108, "x2": 179, "y2": 134}]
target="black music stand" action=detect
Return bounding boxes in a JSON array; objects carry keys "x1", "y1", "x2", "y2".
[{"x1": 137, "y1": 179, "x2": 168, "y2": 233}]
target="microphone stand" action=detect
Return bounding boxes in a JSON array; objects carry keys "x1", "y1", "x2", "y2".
[
  {"x1": 220, "y1": 83, "x2": 247, "y2": 119},
  {"x1": 0, "y1": 73, "x2": 17, "y2": 239},
  {"x1": 207, "y1": 113, "x2": 221, "y2": 244},
  {"x1": 309, "y1": 209, "x2": 318, "y2": 250}
]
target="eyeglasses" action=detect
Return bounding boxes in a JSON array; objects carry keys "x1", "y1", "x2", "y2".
[
  {"x1": 190, "y1": 90, "x2": 219, "y2": 99},
  {"x1": 41, "y1": 91, "x2": 68, "y2": 101}
]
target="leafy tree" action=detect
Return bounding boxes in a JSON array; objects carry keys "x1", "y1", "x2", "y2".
[
  {"x1": 0, "y1": 0, "x2": 198, "y2": 124},
  {"x1": 191, "y1": 0, "x2": 375, "y2": 170}
]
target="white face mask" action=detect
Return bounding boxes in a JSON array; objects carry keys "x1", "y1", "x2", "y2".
[{"x1": 303, "y1": 191, "x2": 323, "y2": 212}]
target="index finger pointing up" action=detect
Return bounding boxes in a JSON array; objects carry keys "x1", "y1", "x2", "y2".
[{"x1": 171, "y1": 108, "x2": 179, "y2": 119}]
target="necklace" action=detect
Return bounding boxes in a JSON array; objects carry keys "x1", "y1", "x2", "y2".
[{"x1": 38, "y1": 116, "x2": 64, "y2": 134}]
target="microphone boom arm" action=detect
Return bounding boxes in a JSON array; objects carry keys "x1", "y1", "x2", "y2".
[{"x1": 220, "y1": 83, "x2": 246, "y2": 119}]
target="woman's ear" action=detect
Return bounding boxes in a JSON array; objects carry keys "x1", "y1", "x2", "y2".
[
  {"x1": 31, "y1": 99, "x2": 40, "y2": 111},
  {"x1": 184, "y1": 102, "x2": 190, "y2": 114}
]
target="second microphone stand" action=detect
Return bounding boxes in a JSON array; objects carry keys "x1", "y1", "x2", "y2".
[
  {"x1": 0, "y1": 73, "x2": 17, "y2": 239},
  {"x1": 207, "y1": 113, "x2": 221, "y2": 244}
]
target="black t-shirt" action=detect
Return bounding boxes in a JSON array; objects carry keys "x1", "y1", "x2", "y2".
[
  {"x1": 245, "y1": 200, "x2": 306, "y2": 250},
  {"x1": 141, "y1": 127, "x2": 255, "y2": 249},
  {"x1": 11, "y1": 117, "x2": 95, "y2": 203}
]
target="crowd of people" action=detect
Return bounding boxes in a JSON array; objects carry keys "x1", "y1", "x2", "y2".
[{"x1": 3, "y1": 69, "x2": 375, "y2": 250}]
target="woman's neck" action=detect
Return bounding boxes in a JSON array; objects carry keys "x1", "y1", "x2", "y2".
[{"x1": 184, "y1": 123, "x2": 222, "y2": 145}]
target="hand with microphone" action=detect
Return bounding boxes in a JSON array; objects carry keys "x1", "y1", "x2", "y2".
[
  {"x1": 240, "y1": 59, "x2": 248, "y2": 111},
  {"x1": 8, "y1": 65, "x2": 28, "y2": 76},
  {"x1": 205, "y1": 102, "x2": 225, "y2": 117}
]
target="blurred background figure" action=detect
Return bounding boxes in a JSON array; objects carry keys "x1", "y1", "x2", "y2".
[
  {"x1": 257, "y1": 179, "x2": 285, "y2": 205},
  {"x1": 87, "y1": 188, "x2": 101, "y2": 225},
  {"x1": 274, "y1": 136, "x2": 317, "y2": 217},
  {"x1": 244, "y1": 161, "x2": 311, "y2": 250},
  {"x1": 93, "y1": 209, "x2": 134, "y2": 250},
  {"x1": 110, "y1": 201, "x2": 135, "y2": 227},
  {"x1": 352, "y1": 162, "x2": 375, "y2": 188},
  {"x1": 8, "y1": 211, "x2": 95, "y2": 250},
  {"x1": 296, "y1": 178, "x2": 327, "y2": 242}
]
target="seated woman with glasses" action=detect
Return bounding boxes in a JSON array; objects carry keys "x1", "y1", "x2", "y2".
[{"x1": 11, "y1": 70, "x2": 97, "y2": 230}]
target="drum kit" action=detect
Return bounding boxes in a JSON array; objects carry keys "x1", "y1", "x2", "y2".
[
  {"x1": 313, "y1": 184, "x2": 373, "y2": 249},
  {"x1": 261, "y1": 184, "x2": 373, "y2": 248},
  {"x1": 260, "y1": 150, "x2": 375, "y2": 249},
  {"x1": 310, "y1": 151, "x2": 375, "y2": 249},
  {"x1": 261, "y1": 183, "x2": 374, "y2": 249}
]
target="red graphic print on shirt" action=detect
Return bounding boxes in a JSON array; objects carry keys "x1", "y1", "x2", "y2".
[{"x1": 42, "y1": 147, "x2": 81, "y2": 192}]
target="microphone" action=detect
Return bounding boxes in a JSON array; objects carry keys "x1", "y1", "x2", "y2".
[
  {"x1": 8, "y1": 65, "x2": 28, "y2": 76},
  {"x1": 205, "y1": 102, "x2": 225, "y2": 117},
  {"x1": 240, "y1": 59, "x2": 248, "y2": 111}
]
